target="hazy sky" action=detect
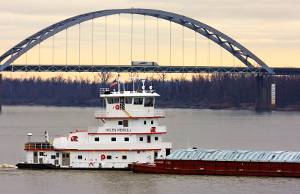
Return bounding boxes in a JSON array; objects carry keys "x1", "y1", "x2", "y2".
[{"x1": 1, "y1": 0, "x2": 300, "y2": 67}]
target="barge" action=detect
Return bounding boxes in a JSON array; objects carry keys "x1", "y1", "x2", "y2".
[{"x1": 131, "y1": 148, "x2": 300, "y2": 177}]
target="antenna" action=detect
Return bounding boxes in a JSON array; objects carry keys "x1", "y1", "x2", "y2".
[
  {"x1": 130, "y1": 74, "x2": 139, "y2": 92},
  {"x1": 117, "y1": 74, "x2": 121, "y2": 92},
  {"x1": 45, "y1": 131, "x2": 49, "y2": 143},
  {"x1": 141, "y1": 79, "x2": 146, "y2": 92}
]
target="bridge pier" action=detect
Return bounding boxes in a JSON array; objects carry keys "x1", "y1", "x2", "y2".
[
  {"x1": 0, "y1": 73, "x2": 2, "y2": 113},
  {"x1": 255, "y1": 74, "x2": 274, "y2": 112}
]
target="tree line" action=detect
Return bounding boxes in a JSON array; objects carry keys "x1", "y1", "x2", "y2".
[{"x1": 0, "y1": 74, "x2": 299, "y2": 110}]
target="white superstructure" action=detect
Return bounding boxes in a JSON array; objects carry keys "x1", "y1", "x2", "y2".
[{"x1": 21, "y1": 80, "x2": 172, "y2": 169}]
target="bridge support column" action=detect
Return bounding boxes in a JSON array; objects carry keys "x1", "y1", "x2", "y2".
[
  {"x1": 255, "y1": 74, "x2": 272, "y2": 112},
  {"x1": 0, "y1": 73, "x2": 2, "y2": 113}
]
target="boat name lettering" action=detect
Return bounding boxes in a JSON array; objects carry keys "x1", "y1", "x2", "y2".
[{"x1": 106, "y1": 128, "x2": 132, "y2": 132}]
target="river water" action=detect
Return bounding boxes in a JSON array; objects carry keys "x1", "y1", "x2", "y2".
[{"x1": 0, "y1": 106, "x2": 300, "y2": 194}]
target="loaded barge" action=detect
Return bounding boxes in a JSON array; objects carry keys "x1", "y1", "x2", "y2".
[{"x1": 131, "y1": 148, "x2": 300, "y2": 177}]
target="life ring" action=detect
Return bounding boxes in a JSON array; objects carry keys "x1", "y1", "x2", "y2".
[
  {"x1": 115, "y1": 104, "x2": 120, "y2": 110},
  {"x1": 89, "y1": 162, "x2": 94, "y2": 167},
  {"x1": 101, "y1": 154, "x2": 106, "y2": 160}
]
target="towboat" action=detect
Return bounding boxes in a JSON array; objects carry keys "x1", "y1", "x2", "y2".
[{"x1": 17, "y1": 80, "x2": 172, "y2": 169}]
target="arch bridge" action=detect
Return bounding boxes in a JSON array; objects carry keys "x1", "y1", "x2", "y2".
[{"x1": 0, "y1": 8, "x2": 277, "y2": 74}]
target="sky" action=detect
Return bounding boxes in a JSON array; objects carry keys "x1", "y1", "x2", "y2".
[{"x1": 0, "y1": 0, "x2": 300, "y2": 70}]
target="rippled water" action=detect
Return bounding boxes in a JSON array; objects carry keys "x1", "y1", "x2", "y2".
[{"x1": 0, "y1": 106, "x2": 300, "y2": 194}]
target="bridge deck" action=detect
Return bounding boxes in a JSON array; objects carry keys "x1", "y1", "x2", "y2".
[{"x1": 1, "y1": 65, "x2": 300, "y2": 75}]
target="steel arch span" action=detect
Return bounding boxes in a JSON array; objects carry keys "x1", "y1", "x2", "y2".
[{"x1": 0, "y1": 8, "x2": 274, "y2": 74}]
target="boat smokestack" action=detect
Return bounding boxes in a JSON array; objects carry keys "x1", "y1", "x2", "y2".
[{"x1": 27, "y1": 133, "x2": 32, "y2": 142}]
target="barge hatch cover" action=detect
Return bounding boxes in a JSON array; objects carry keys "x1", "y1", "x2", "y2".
[{"x1": 167, "y1": 149, "x2": 300, "y2": 163}]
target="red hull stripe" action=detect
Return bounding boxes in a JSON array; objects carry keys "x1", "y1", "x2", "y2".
[
  {"x1": 88, "y1": 132, "x2": 166, "y2": 135},
  {"x1": 25, "y1": 148, "x2": 161, "y2": 152}
]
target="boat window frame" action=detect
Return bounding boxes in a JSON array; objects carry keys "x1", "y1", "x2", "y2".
[
  {"x1": 133, "y1": 97, "x2": 143, "y2": 105},
  {"x1": 144, "y1": 97, "x2": 154, "y2": 107},
  {"x1": 125, "y1": 97, "x2": 132, "y2": 104}
]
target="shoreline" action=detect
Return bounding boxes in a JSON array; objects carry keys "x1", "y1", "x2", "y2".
[{"x1": 1, "y1": 102, "x2": 300, "y2": 112}]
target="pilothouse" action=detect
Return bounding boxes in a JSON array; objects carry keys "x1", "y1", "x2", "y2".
[{"x1": 17, "y1": 80, "x2": 172, "y2": 169}]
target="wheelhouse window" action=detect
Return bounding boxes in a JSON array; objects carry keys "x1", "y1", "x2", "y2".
[
  {"x1": 125, "y1": 97, "x2": 132, "y2": 104},
  {"x1": 112, "y1": 98, "x2": 119, "y2": 104},
  {"x1": 108, "y1": 98, "x2": 119, "y2": 104},
  {"x1": 95, "y1": 137, "x2": 99, "y2": 142},
  {"x1": 144, "y1": 97, "x2": 154, "y2": 107},
  {"x1": 111, "y1": 137, "x2": 116, "y2": 142},
  {"x1": 133, "y1": 98, "x2": 143, "y2": 105},
  {"x1": 123, "y1": 120, "x2": 128, "y2": 127},
  {"x1": 107, "y1": 98, "x2": 113, "y2": 104}
]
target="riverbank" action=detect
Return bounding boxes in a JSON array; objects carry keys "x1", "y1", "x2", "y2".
[{"x1": 1, "y1": 101, "x2": 300, "y2": 112}]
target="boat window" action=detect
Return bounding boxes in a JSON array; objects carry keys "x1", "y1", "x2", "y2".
[
  {"x1": 155, "y1": 137, "x2": 159, "y2": 141},
  {"x1": 151, "y1": 120, "x2": 154, "y2": 124},
  {"x1": 122, "y1": 155, "x2": 127, "y2": 160},
  {"x1": 166, "y1": 148, "x2": 171, "y2": 156},
  {"x1": 107, "y1": 155, "x2": 112, "y2": 160},
  {"x1": 133, "y1": 98, "x2": 143, "y2": 105},
  {"x1": 139, "y1": 137, "x2": 143, "y2": 141},
  {"x1": 154, "y1": 152, "x2": 158, "y2": 159},
  {"x1": 118, "y1": 121, "x2": 123, "y2": 125},
  {"x1": 51, "y1": 155, "x2": 56, "y2": 159},
  {"x1": 123, "y1": 120, "x2": 128, "y2": 127},
  {"x1": 112, "y1": 98, "x2": 119, "y2": 104},
  {"x1": 39, "y1": 152, "x2": 44, "y2": 156},
  {"x1": 124, "y1": 137, "x2": 129, "y2": 142},
  {"x1": 147, "y1": 135, "x2": 151, "y2": 143},
  {"x1": 111, "y1": 137, "x2": 116, "y2": 142},
  {"x1": 95, "y1": 137, "x2": 99, "y2": 142},
  {"x1": 56, "y1": 153, "x2": 59, "y2": 157},
  {"x1": 78, "y1": 155, "x2": 82, "y2": 160},
  {"x1": 144, "y1": 120, "x2": 147, "y2": 125},
  {"x1": 144, "y1": 97, "x2": 154, "y2": 107},
  {"x1": 125, "y1": 97, "x2": 132, "y2": 104},
  {"x1": 107, "y1": 98, "x2": 113, "y2": 104}
]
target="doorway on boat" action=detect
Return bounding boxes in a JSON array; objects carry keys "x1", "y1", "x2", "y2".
[
  {"x1": 62, "y1": 152, "x2": 70, "y2": 166},
  {"x1": 33, "y1": 152, "x2": 38, "y2": 163},
  {"x1": 147, "y1": 135, "x2": 151, "y2": 143}
]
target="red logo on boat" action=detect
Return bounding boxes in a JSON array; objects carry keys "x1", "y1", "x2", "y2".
[
  {"x1": 100, "y1": 154, "x2": 106, "y2": 160},
  {"x1": 70, "y1": 136, "x2": 78, "y2": 142}
]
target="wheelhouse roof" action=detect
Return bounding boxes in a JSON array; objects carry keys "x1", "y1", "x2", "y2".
[{"x1": 100, "y1": 91, "x2": 160, "y2": 98}]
